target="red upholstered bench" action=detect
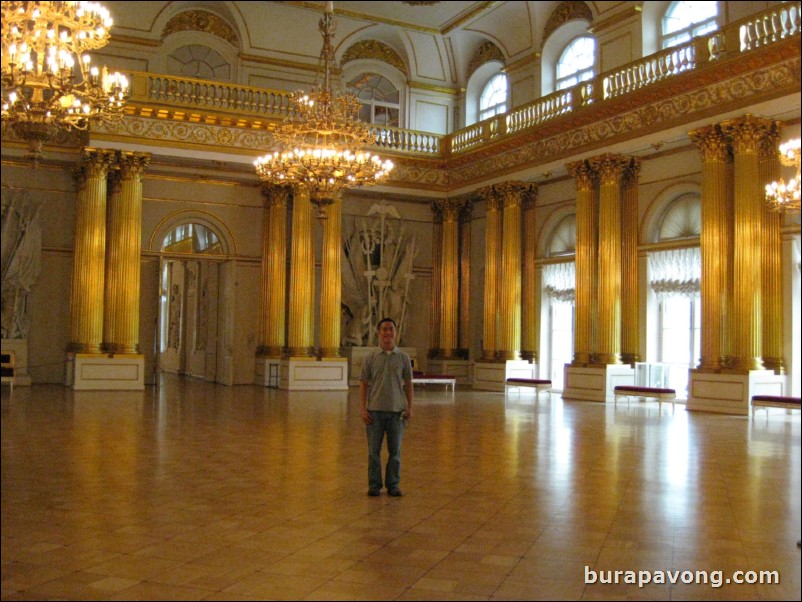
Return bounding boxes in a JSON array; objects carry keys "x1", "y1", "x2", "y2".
[
  {"x1": 412, "y1": 372, "x2": 456, "y2": 393},
  {"x1": 505, "y1": 378, "x2": 552, "y2": 398},
  {"x1": 751, "y1": 395, "x2": 801, "y2": 414},
  {"x1": 614, "y1": 385, "x2": 676, "y2": 408}
]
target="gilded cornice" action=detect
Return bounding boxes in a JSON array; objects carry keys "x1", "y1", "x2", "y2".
[
  {"x1": 162, "y1": 10, "x2": 239, "y2": 47},
  {"x1": 408, "y1": 80, "x2": 460, "y2": 95},
  {"x1": 589, "y1": 5, "x2": 643, "y2": 34},
  {"x1": 446, "y1": 47, "x2": 800, "y2": 188},
  {"x1": 467, "y1": 40, "x2": 505, "y2": 80},
  {"x1": 544, "y1": 1, "x2": 593, "y2": 41},
  {"x1": 342, "y1": 40, "x2": 408, "y2": 77}
]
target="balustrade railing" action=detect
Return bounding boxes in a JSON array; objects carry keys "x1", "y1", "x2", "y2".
[{"x1": 124, "y1": 2, "x2": 799, "y2": 159}]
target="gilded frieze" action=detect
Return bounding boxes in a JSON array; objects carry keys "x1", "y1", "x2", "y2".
[
  {"x1": 162, "y1": 10, "x2": 239, "y2": 47},
  {"x1": 341, "y1": 40, "x2": 408, "y2": 77}
]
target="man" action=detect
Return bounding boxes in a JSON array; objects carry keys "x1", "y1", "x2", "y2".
[{"x1": 360, "y1": 317, "x2": 414, "y2": 497}]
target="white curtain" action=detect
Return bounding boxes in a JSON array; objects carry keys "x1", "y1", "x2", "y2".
[
  {"x1": 544, "y1": 261, "x2": 575, "y2": 303},
  {"x1": 648, "y1": 247, "x2": 700, "y2": 296}
]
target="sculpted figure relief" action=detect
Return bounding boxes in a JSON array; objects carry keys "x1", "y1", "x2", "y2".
[{"x1": 342, "y1": 202, "x2": 417, "y2": 347}]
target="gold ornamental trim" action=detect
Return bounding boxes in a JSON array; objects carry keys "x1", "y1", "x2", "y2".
[
  {"x1": 544, "y1": 1, "x2": 593, "y2": 40},
  {"x1": 342, "y1": 40, "x2": 408, "y2": 77},
  {"x1": 162, "y1": 10, "x2": 239, "y2": 47},
  {"x1": 467, "y1": 40, "x2": 505, "y2": 80}
]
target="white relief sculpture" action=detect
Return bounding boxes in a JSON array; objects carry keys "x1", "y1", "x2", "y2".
[
  {"x1": 1, "y1": 190, "x2": 42, "y2": 340},
  {"x1": 342, "y1": 201, "x2": 417, "y2": 346}
]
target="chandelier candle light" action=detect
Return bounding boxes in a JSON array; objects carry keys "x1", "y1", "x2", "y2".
[
  {"x1": 254, "y1": 1, "x2": 393, "y2": 209},
  {"x1": 1, "y1": 1, "x2": 129, "y2": 165},
  {"x1": 765, "y1": 138, "x2": 801, "y2": 213}
]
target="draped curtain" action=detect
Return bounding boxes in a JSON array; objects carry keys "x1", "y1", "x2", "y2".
[
  {"x1": 648, "y1": 247, "x2": 700, "y2": 296},
  {"x1": 544, "y1": 261, "x2": 575, "y2": 303}
]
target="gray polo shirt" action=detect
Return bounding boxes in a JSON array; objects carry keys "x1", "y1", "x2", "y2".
[{"x1": 360, "y1": 346, "x2": 413, "y2": 412}]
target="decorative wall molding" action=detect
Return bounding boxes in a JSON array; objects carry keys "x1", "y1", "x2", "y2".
[
  {"x1": 342, "y1": 40, "x2": 409, "y2": 77},
  {"x1": 467, "y1": 40, "x2": 505, "y2": 80},
  {"x1": 162, "y1": 10, "x2": 239, "y2": 47},
  {"x1": 544, "y1": 1, "x2": 593, "y2": 41}
]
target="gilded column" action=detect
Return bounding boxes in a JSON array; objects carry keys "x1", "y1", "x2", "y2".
[
  {"x1": 258, "y1": 186, "x2": 289, "y2": 357},
  {"x1": 521, "y1": 185, "x2": 539, "y2": 361},
  {"x1": 723, "y1": 115, "x2": 771, "y2": 371},
  {"x1": 105, "y1": 151, "x2": 150, "y2": 354},
  {"x1": 103, "y1": 170, "x2": 122, "y2": 352},
  {"x1": 689, "y1": 125, "x2": 730, "y2": 370},
  {"x1": 621, "y1": 158, "x2": 641, "y2": 364},
  {"x1": 318, "y1": 194, "x2": 343, "y2": 358},
  {"x1": 287, "y1": 186, "x2": 315, "y2": 356},
  {"x1": 439, "y1": 199, "x2": 462, "y2": 358},
  {"x1": 69, "y1": 148, "x2": 114, "y2": 353},
  {"x1": 429, "y1": 202, "x2": 443, "y2": 357},
  {"x1": 593, "y1": 155, "x2": 627, "y2": 365},
  {"x1": 496, "y1": 182, "x2": 523, "y2": 360},
  {"x1": 480, "y1": 186, "x2": 502, "y2": 360},
  {"x1": 568, "y1": 161, "x2": 597, "y2": 365},
  {"x1": 459, "y1": 200, "x2": 473, "y2": 357},
  {"x1": 760, "y1": 122, "x2": 784, "y2": 373}
]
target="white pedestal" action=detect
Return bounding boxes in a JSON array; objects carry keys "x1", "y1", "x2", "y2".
[
  {"x1": 280, "y1": 357, "x2": 349, "y2": 391},
  {"x1": 255, "y1": 357, "x2": 281, "y2": 388},
  {"x1": 563, "y1": 364, "x2": 635, "y2": 402},
  {"x1": 1, "y1": 339, "x2": 32, "y2": 385},
  {"x1": 687, "y1": 369, "x2": 784, "y2": 415},
  {"x1": 346, "y1": 346, "x2": 418, "y2": 386},
  {"x1": 427, "y1": 358, "x2": 471, "y2": 384},
  {"x1": 473, "y1": 359, "x2": 535, "y2": 392},
  {"x1": 66, "y1": 353, "x2": 145, "y2": 391}
]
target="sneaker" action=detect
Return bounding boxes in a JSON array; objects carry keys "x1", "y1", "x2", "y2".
[
  {"x1": 387, "y1": 488, "x2": 403, "y2": 497},
  {"x1": 368, "y1": 489, "x2": 381, "y2": 497}
]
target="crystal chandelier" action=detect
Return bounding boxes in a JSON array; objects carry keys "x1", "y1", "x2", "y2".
[
  {"x1": 1, "y1": 1, "x2": 129, "y2": 165},
  {"x1": 254, "y1": 2, "x2": 393, "y2": 207},
  {"x1": 765, "y1": 138, "x2": 800, "y2": 213}
]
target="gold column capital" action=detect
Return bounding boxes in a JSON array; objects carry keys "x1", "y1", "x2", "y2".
[
  {"x1": 435, "y1": 198, "x2": 469, "y2": 222},
  {"x1": 721, "y1": 114, "x2": 776, "y2": 155},
  {"x1": 492, "y1": 180, "x2": 528, "y2": 207},
  {"x1": 261, "y1": 185, "x2": 291, "y2": 207},
  {"x1": 522, "y1": 184, "x2": 538, "y2": 211},
  {"x1": 623, "y1": 157, "x2": 641, "y2": 187},
  {"x1": 567, "y1": 160, "x2": 597, "y2": 191},
  {"x1": 80, "y1": 148, "x2": 115, "y2": 179},
  {"x1": 116, "y1": 151, "x2": 151, "y2": 180},
  {"x1": 589, "y1": 154, "x2": 630, "y2": 184},
  {"x1": 690, "y1": 124, "x2": 729, "y2": 160}
]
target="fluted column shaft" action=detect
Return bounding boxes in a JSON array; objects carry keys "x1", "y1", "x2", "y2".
[
  {"x1": 760, "y1": 122, "x2": 784, "y2": 373},
  {"x1": 105, "y1": 152, "x2": 150, "y2": 354},
  {"x1": 568, "y1": 161, "x2": 597, "y2": 365},
  {"x1": 69, "y1": 149, "x2": 114, "y2": 353},
  {"x1": 318, "y1": 194, "x2": 343, "y2": 358},
  {"x1": 690, "y1": 125, "x2": 730, "y2": 370},
  {"x1": 428, "y1": 203, "x2": 443, "y2": 356},
  {"x1": 287, "y1": 186, "x2": 315, "y2": 356},
  {"x1": 723, "y1": 116, "x2": 771, "y2": 371},
  {"x1": 439, "y1": 199, "x2": 461, "y2": 357},
  {"x1": 103, "y1": 172, "x2": 122, "y2": 353},
  {"x1": 459, "y1": 202, "x2": 472, "y2": 357},
  {"x1": 621, "y1": 159, "x2": 640, "y2": 364},
  {"x1": 521, "y1": 186, "x2": 539, "y2": 361},
  {"x1": 481, "y1": 187, "x2": 502, "y2": 360},
  {"x1": 497, "y1": 183, "x2": 524, "y2": 360},
  {"x1": 593, "y1": 155, "x2": 628, "y2": 365},
  {"x1": 258, "y1": 186, "x2": 289, "y2": 357}
]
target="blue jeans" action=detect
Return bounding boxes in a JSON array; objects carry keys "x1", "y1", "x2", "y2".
[{"x1": 366, "y1": 411, "x2": 405, "y2": 491}]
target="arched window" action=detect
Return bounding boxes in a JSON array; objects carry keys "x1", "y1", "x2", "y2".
[
  {"x1": 661, "y1": 1, "x2": 718, "y2": 49},
  {"x1": 349, "y1": 73, "x2": 401, "y2": 127},
  {"x1": 646, "y1": 193, "x2": 702, "y2": 398},
  {"x1": 556, "y1": 36, "x2": 595, "y2": 90},
  {"x1": 542, "y1": 214, "x2": 576, "y2": 390},
  {"x1": 479, "y1": 74, "x2": 507, "y2": 121},
  {"x1": 161, "y1": 223, "x2": 222, "y2": 254},
  {"x1": 167, "y1": 44, "x2": 231, "y2": 80}
]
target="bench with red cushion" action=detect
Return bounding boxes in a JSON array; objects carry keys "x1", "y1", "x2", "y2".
[
  {"x1": 613, "y1": 385, "x2": 676, "y2": 407},
  {"x1": 751, "y1": 395, "x2": 801, "y2": 411}
]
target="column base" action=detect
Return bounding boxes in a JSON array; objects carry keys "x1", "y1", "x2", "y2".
[
  {"x1": 427, "y1": 358, "x2": 471, "y2": 385},
  {"x1": 280, "y1": 356, "x2": 349, "y2": 391},
  {"x1": 473, "y1": 359, "x2": 534, "y2": 392},
  {"x1": 563, "y1": 363, "x2": 635, "y2": 402},
  {"x1": 687, "y1": 369, "x2": 785, "y2": 415},
  {"x1": 66, "y1": 353, "x2": 145, "y2": 391},
  {"x1": 255, "y1": 356, "x2": 282, "y2": 388}
]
